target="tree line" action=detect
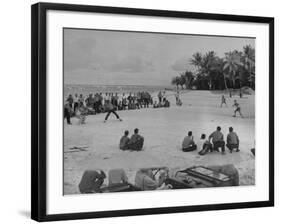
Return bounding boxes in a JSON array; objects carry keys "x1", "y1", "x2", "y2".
[{"x1": 171, "y1": 45, "x2": 255, "y2": 91}]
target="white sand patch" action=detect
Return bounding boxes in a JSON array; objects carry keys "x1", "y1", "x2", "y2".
[{"x1": 64, "y1": 90, "x2": 255, "y2": 194}]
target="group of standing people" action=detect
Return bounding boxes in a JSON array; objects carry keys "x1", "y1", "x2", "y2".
[
  {"x1": 153, "y1": 90, "x2": 171, "y2": 108},
  {"x1": 64, "y1": 91, "x2": 154, "y2": 124},
  {"x1": 182, "y1": 126, "x2": 240, "y2": 155},
  {"x1": 66, "y1": 92, "x2": 153, "y2": 113}
]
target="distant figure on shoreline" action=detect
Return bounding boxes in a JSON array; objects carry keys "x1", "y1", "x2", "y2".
[
  {"x1": 182, "y1": 131, "x2": 197, "y2": 152},
  {"x1": 76, "y1": 105, "x2": 87, "y2": 124},
  {"x1": 220, "y1": 95, "x2": 227, "y2": 107},
  {"x1": 158, "y1": 91, "x2": 162, "y2": 103},
  {"x1": 233, "y1": 100, "x2": 244, "y2": 118},
  {"x1": 175, "y1": 90, "x2": 182, "y2": 106},
  {"x1": 64, "y1": 101, "x2": 72, "y2": 125},
  {"x1": 73, "y1": 93, "x2": 79, "y2": 112}
]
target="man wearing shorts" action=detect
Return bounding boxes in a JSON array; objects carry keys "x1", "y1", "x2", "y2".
[
  {"x1": 233, "y1": 100, "x2": 244, "y2": 118},
  {"x1": 209, "y1": 126, "x2": 225, "y2": 154}
]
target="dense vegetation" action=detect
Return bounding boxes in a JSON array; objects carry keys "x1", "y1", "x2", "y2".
[{"x1": 171, "y1": 45, "x2": 255, "y2": 91}]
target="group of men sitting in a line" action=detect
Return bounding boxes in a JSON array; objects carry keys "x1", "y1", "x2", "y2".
[
  {"x1": 78, "y1": 168, "x2": 170, "y2": 193},
  {"x1": 182, "y1": 126, "x2": 240, "y2": 155},
  {"x1": 118, "y1": 126, "x2": 239, "y2": 155}
]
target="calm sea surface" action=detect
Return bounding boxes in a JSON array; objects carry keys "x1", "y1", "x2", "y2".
[{"x1": 64, "y1": 84, "x2": 174, "y2": 97}]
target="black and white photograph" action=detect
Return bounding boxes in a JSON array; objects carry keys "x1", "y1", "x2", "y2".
[{"x1": 63, "y1": 28, "x2": 256, "y2": 195}]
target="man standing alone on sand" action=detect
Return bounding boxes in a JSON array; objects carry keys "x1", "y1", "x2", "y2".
[
  {"x1": 226, "y1": 127, "x2": 240, "y2": 153},
  {"x1": 73, "y1": 93, "x2": 79, "y2": 112},
  {"x1": 209, "y1": 126, "x2": 225, "y2": 154},
  {"x1": 220, "y1": 95, "x2": 227, "y2": 107},
  {"x1": 158, "y1": 91, "x2": 162, "y2": 103},
  {"x1": 233, "y1": 100, "x2": 244, "y2": 118},
  {"x1": 64, "y1": 101, "x2": 72, "y2": 125},
  {"x1": 103, "y1": 100, "x2": 122, "y2": 122}
]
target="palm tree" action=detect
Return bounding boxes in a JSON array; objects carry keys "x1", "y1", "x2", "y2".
[
  {"x1": 190, "y1": 52, "x2": 203, "y2": 72},
  {"x1": 201, "y1": 51, "x2": 217, "y2": 90},
  {"x1": 223, "y1": 51, "x2": 243, "y2": 88},
  {"x1": 242, "y1": 45, "x2": 255, "y2": 88},
  {"x1": 179, "y1": 74, "x2": 186, "y2": 89},
  {"x1": 171, "y1": 76, "x2": 180, "y2": 90},
  {"x1": 184, "y1": 70, "x2": 194, "y2": 89}
]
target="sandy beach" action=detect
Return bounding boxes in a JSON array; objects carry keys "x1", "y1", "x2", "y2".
[{"x1": 64, "y1": 90, "x2": 255, "y2": 195}]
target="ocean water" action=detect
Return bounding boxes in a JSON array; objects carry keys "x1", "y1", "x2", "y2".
[{"x1": 64, "y1": 84, "x2": 174, "y2": 97}]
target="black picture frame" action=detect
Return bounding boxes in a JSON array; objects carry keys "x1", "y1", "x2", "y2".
[{"x1": 31, "y1": 2, "x2": 274, "y2": 222}]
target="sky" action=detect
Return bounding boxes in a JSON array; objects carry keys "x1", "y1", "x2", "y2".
[{"x1": 64, "y1": 28, "x2": 255, "y2": 86}]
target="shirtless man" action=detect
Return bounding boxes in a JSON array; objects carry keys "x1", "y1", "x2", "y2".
[
  {"x1": 233, "y1": 100, "x2": 244, "y2": 118},
  {"x1": 220, "y1": 95, "x2": 227, "y2": 107}
]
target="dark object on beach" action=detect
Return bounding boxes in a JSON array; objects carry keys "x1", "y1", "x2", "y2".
[
  {"x1": 166, "y1": 166, "x2": 237, "y2": 189},
  {"x1": 251, "y1": 148, "x2": 255, "y2": 156},
  {"x1": 69, "y1": 146, "x2": 89, "y2": 150},
  {"x1": 208, "y1": 164, "x2": 239, "y2": 186},
  {"x1": 65, "y1": 146, "x2": 88, "y2": 153},
  {"x1": 198, "y1": 144, "x2": 212, "y2": 155}
]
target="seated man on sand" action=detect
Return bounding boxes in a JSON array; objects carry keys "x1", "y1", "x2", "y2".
[
  {"x1": 135, "y1": 168, "x2": 168, "y2": 190},
  {"x1": 198, "y1": 134, "x2": 213, "y2": 155},
  {"x1": 182, "y1": 131, "x2": 197, "y2": 152},
  {"x1": 226, "y1": 127, "x2": 240, "y2": 153},
  {"x1": 76, "y1": 105, "x2": 87, "y2": 124},
  {"x1": 78, "y1": 170, "x2": 106, "y2": 193},
  {"x1": 163, "y1": 98, "x2": 170, "y2": 107},
  {"x1": 119, "y1": 130, "x2": 130, "y2": 150},
  {"x1": 209, "y1": 126, "x2": 225, "y2": 154},
  {"x1": 128, "y1": 128, "x2": 144, "y2": 151},
  {"x1": 153, "y1": 101, "x2": 158, "y2": 108}
]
